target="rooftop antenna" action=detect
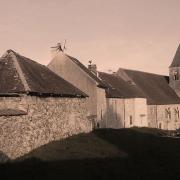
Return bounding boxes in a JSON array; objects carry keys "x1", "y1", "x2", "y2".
[
  {"x1": 51, "y1": 40, "x2": 67, "y2": 52},
  {"x1": 63, "y1": 39, "x2": 67, "y2": 52}
]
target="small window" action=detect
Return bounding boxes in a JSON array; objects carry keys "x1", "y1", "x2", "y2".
[
  {"x1": 159, "y1": 123, "x2": 162, "y2": 129},
  {"x1": 173, "y1": 71, "x2": 178, "y2": 80},
  {"x1": 100, "y1": 110, "x2": 103, "y2": 120},
  {"x1": 165, "y1": 108, "x2": 171, "y2": 119},
  {"x1": 130, "y1": 115, "x2": 133, "y2": 125},
  {"x1": 97, "y1": 122, "x2": 100, "y2": 129}
]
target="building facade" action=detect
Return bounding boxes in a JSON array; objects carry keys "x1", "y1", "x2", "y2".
[
  {"x1": 48, "y1": 44, "x2": 180, "y2": 131},
  {"x1": 48, "y1": 51, "x2": 107, "y2": 128}
]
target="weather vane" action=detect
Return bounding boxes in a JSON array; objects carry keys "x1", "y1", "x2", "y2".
[{"x1": 51, "y1": 40, "x2": 67, "y2": 52}]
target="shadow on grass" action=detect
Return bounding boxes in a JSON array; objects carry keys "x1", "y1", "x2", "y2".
[{"x1": 1, "y1": 128, "x2": 180, "y2": 180}]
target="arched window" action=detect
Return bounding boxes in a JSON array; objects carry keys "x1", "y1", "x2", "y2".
[{"x1": 174, "y1": 107, "x2": 180, "y2": 120}]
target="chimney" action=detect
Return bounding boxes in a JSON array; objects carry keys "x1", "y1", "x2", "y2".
[{"x1": 88, "y1": 63, "x2": 97, "y2": 76}]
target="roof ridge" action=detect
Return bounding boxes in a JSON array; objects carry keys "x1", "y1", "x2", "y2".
[
  {"x1": 118, "y1": 67, "x2": 167, "y2": 77},
  {"x1": 116, "y1": 68, "x2": 136, "y2": 84},
  {"x1": 65, "y1": 54, "x2": 106, "y2": 88},
  {"x1": 8, "y1": 51, "x2": 31, "y2": 92}
]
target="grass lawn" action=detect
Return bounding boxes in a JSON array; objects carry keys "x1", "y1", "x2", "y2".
[{"x1": 0, "y1": 128, "x2": 180, "y2": 179}]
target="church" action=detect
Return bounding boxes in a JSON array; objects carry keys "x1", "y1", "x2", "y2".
[{"x1": 48, "y1": 44, "x2": 180, "y2": 131}]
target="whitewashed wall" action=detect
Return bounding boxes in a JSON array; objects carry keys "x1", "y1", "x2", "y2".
[
  {"x1": 48, "y1": 52, "x2": 98, "y2": 117},
  {"x1": 124, "y1": 99, "x2": 135, "y2": 128},
  {"x1": 105, "y1": 98, "x2": 148, "y2": 129},
  {"x1": 134, "y1": 98, "x2": 148, "y2": 127},
  {"x1": 106, "y1": 98, "x2": 125, "y2": 128},
  {"x1": 147, "y1": 105, "x2": 157, "y2": 128},
  {"x1": 97, "y1": 87, "x2": 107, "y2": 127}
]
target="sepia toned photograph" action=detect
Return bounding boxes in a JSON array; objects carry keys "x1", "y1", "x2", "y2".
[{"x1": 0, "y1": 0, "x2": 180, "y2": 179}]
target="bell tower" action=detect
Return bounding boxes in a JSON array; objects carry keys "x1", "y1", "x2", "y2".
[{"x1": 169, "y1": 44, "x2": 180, "y2": 97}]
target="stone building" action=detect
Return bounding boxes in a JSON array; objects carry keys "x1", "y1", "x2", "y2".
[
  {"x1": 116, "y1": 68, "x2": 180, "y2": 130},
  {"x1": 98, "y1": 72, "x2": 148, "y2": 128},
  {"x1": 48, "y1": 51, "x2": 107, "y2": 128},
  {"x1": 48, "y1": 44, "x2": 180, "y2": 131},
  {"x1": 99, "y1": 44, "x2": 180, "y2": 130},
  {"x1": 0, "y1": 50, "x2": 91, "y2": 160},
  {"x1": 48, "y1": 51, "x2": 150, "y2": 129}
]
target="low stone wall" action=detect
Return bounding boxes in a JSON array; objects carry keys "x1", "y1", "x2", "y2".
[{"x1": 0, "y1": 96, "x2": 91, "y2": 160}]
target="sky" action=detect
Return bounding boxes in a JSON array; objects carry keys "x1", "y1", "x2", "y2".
[{"x1": 0, "y1": 0, "x2": 180, "y2": 75}]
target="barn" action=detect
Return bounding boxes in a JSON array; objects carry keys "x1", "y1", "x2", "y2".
[{"x1": 0, "y1": 49, "x2": 91, "y2": 160}]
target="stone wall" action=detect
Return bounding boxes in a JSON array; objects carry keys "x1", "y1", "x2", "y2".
[
  {"x1": 147, "y1": 104, "x2": 180, "y2": 130},
  {"x1": 0, "y1": 96, "x2": 91, "y2": 160},
  {"x1": 156, "y1": 104, "x2": 180, "y2": 130}
]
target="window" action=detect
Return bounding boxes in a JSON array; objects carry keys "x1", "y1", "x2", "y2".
[
  {"x1": 173, "y1": 71, "x2": 178, "y2": 80},
  {"x1": 97, "y1": 122, "x2": 100, "y2": 128},
  {"x1": 130, "y1": 115, "x2": 133, "y2": 125},
  {"x1": 165, "y1": 108, "x2": 171, "y2": 119},
  {"x1": 100, "y1": 110, "x2": 103, "y2": 120},
  {"x1": 174, "y1": 107, "x2": 180, "y2": 120},
  {"x1": 159, "y1": 122, "x2": 162, "y2": 129}
]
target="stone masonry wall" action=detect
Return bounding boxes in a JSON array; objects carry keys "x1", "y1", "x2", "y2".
[
  {"x1": 156, "y1": 104, "x2": 180, "y2": 130},
  {"x1": 147, "y1": 104, "x2": 180, "y2": 130},
  {"x1": 0, "y1": 96, "x2": 91, "y2": 160}
]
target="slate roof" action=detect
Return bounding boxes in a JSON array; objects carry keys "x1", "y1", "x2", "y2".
[
  {"x1": 98, "y1": 72, "x2": 144, "y2": 98},
  {"x1": 66, "y1": 55, "x2": 106, "y2": 88},
  {"x1": 170, "y1": 44, "x2": 180, "y2": 67},
  {"x1": 116, "y1": 68, "x2": 180, "y2": 105},
  {"x1": 0, "y1": 50, "x2": 87, "y2": 97}
]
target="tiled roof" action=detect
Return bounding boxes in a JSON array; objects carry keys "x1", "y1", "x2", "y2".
[
  {"x1": 117, "y1": 68, "x2": 180, "y2": 105},
  {"x1": 0, "y1": 50, "x2": 87, "y2": 97},
  {"x1": 98, "y1": 72, "x2": 144, "y2": 99}
]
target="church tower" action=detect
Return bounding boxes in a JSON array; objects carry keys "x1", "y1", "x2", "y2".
[{"x1": 169, "y1": 44, "x2": 180, "y2": 97}]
